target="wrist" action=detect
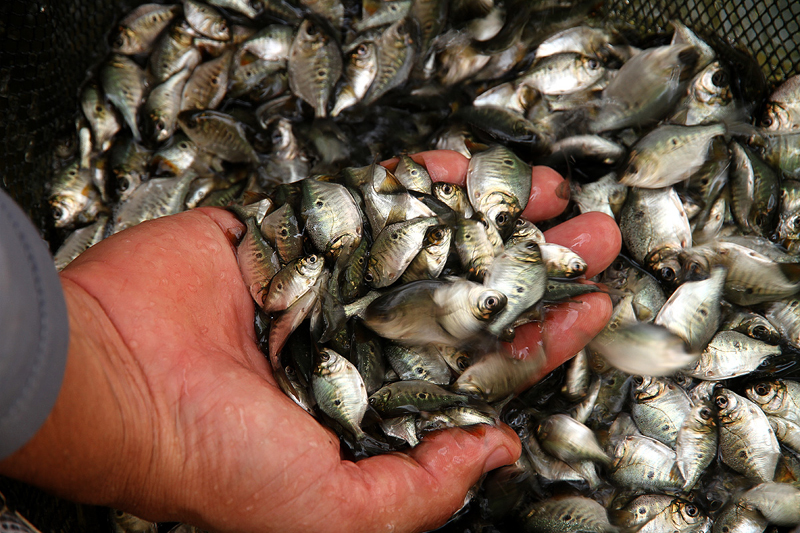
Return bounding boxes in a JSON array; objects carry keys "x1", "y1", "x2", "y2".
[{"x1": 0, "y1": 277, "x2": 156, "y2": 511}]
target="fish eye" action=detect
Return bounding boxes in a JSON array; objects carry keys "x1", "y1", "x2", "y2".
[
  {"x1": 711, "y1": 70, "x2": 728, "y2": 87},
  {"x1": 356, "y1": 44, "x2": 368, "y2": 55},
  {"x1": 485, "y1": 296, "x2": 498, "y2": 308},
  {"x1": 751, "y1": 325, "x2": 769, "y2": 340},
  {"x1": 368, "y1": 396, "x2": 376, "y2": 404},
  {"x1": 569, "y1": 259, "x2": 583, "y2": 272},
  {"x1": 632, "y1": 375, "x2": 644, "y2": 386},
  {"x1": 320, "y1": 351, "x2": 331, "y2": 362},
  {"x1": 685, "y1": 504, "x2": 699, "y2": 517},
  {"x1": 185, "y1": 118, "x2": 197, "y2": 129},
  {"x1": 699, "y1": 407, "x2": 712, "y2": 419},
  {"x1": 754, "y1": 213, "x2": 767, "y2": 227},
  {"x1": 587, "y1": 58, "x2": 600, "y2": 69},
  {"x1": 659, "y1": 267, "x2": 676, "y2": 282},
  {"x1": 762, "y1": 115, "x2": 773, "y2": 127},
  {"x1": 52, "y1": 206, "x2": 64, "y2": 220},
  {"x1": 440, "y1": 183, "x2": 453, "y2": 195},
  {"x1": 308, "y1": 255, "x2": 317, "y2": 263},
  {"x1": 306, "y1": 24, "x2": 318, "y2": 36},
  {"x1": 611, "y1": 259, "x2": 625, "y2": 270},
  {"x1": 755, "y1": 383, "x2": 771, "y2": 396},
  {"x1": 715, "y1": 395, "x2": 728, "y2": 408},
  {"x1": 431, "y1": 228, "x2": 444, "y2": 241},
  {"x1": 285, "y1": 366, "x2": 295, "y2": 376},
  {"x1": 155, "y1": 119, "x2": 166, "y2": 132},
  {"x1": 457, "y1": 356, "x2": 470, "y2": 371},
  {"x1": 118, "y1": 177, "x2": 130, "y2": 191},
  {"x1": 495, "y1": 212, "x2": 510, "y2": 227},
  {"x1": 179, "y1": 141, "x2": 190, "y2": 149},
  {"x1": 364, "y1": 272, "x2": 374, "y2": 282},
  {"x1": 791, "y1": 216, "x2": 800, "y2": 230}
]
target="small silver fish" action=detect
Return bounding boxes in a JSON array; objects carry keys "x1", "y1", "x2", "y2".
[
  {"x1": 312, "y1": 348, "x2": 368, "y2": 440},
  {"x1": 716, "y1": 388, "x2": 780, "y2": 482}
]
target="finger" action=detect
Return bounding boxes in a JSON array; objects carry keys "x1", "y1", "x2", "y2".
[
  {"x1": 521, "y1": 166, "x2": 570, "y2": 222},
  {"x1": 195, "y1": 206, "x2": 247, "y2": 248},
  {"x1": 382, "y1": 149, "x2": 469, "y2": 184},
  {"x1": 508, "y1": 292, "x2": 613, "y2": 385},
  {"x1": 543, "y1": 211, "x2": 622, "y2": 278},
  {"x1": 333, "y1": 424, "x2": 521, "y2": 533},
  {"x1": 383, "y1": 152, "x2": 570, "y2": 223}
]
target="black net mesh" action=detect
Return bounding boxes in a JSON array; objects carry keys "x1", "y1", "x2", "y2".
[
  {"x1": 601, "y1": 0, "x2": 800, "y2": 86},
  {"x1": 0, "y1": 0, "x2": 146, "y2": 242},
  {"x1": 1, "y1": 0, "x2": 800, "y2": 531}
]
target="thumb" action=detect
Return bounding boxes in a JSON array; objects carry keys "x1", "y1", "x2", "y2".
[{"x1": 341, "y1": 424, "x2": 521, "y2": 533}]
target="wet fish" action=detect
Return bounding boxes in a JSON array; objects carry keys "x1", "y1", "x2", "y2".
[
  {"x1": 520, "y1": 495, "x2": 619, "y2": 533},
  {"x1": 331, "y1": 42, "x2": 378, "y2": 117},
  {"x1": 715, "y1": 388, "x2": 780, "y2": 482},
  {"x1": 288, "y1": 19, "x2": 342, "y2": 118},
  {"x1": 312, "y1": 348, "x2": 368, "y2": 439},
  {"x1": 684, "y1": 330, "x2": 781, "y2": 381},
  {"x1": 101, "y1": 54, "x2": 147, "y2": 142},
  {"x1": 631, "y1": 376, "x2": 692, "y2": 449},
  {"x1": 112, "y1": 4, "x2": 179, "y2": 55}
]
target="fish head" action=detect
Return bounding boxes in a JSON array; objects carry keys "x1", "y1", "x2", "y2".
[
  {"x1": 761, "y1": 102, "x2": 795, "y2": 132},
  {"x1": 646, "y1": 247, "x2": 683, "y2": 286}
]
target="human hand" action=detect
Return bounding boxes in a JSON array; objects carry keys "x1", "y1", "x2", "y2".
[{"x1": 0, "y1": 150, "x2": 619, "y2": 533}]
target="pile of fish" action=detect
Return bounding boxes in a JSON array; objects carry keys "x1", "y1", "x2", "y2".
[{"x1": 38, "y1": 0, "x2": 800, "y2": 531}]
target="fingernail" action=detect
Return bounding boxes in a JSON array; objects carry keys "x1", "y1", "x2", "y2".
[{"x1": 484, "y1": 446, "x2": 514, "y2": 473}]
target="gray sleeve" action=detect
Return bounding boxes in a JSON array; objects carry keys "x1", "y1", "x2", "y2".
[{"x1": 0, "y1": 188, "x2": 70, "y2": 459}]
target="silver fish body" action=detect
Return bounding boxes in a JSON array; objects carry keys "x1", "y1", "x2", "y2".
[
  {"x1": 740, "y1": 483, "x2": 800, "y2": 526},
  {"x1": 675, "y1": 401, "x2": 718, "y2": 490},
  {"x1": 288, "y1": 20, "x2": 342, "y2": 118},
  {"x1": 620, "y1": 123, "x2": 726, "y2": 189},
  {"x1": 520, "y1": 495, "x2": 619, "y2": 533},
  {"x1": 363, "y1": 19, "x2": 416, "y2": 105},
  {"x1": 537, "y1": 413, "x2": 611, "y2": 466},
  {"x1": 466, "y1": 145, "x2": 532, "y2": 237},
  {"x1": 620, "y1": 186, "x2": 691, "y2": 285},
  {"x1": 54, "y1": 215, "x2": 109, "y2": 271},
  {"x1": 483, "y1": 240, "x2": 546, "y2": 335},
  {"x1": 183, "y1": 0, "x2": 230, "y2": 41},
  {"x1": 177, "y1": 110, "x2": 259, "y2": 164},
  {"x1": 331, "y1": 42, "x2": 378, "y2": 117},
  {"x1": 367, "y1": 216, "x2": 439, "y2": 288},
  {"x1": 181, "y1": 51, "x2": 232, "y2": 111},
  {"x1": 111, "y1": 4, "x2": 179, "y2": 55},
  {"x1": 261, "y1": 255, "x2": 324, "y2": 312},
  {"x1": 631, "y1": 376, "x2": 692, "y2": 449},
  {"x1": 610, "y1": 435, "x2": 683, "y2": 491},
  {"x1": 716, "y1": 388, "x2": 780, "y2": 482},
  {"x1": 654, "y1": 267, "x2": 725, "y2": 351},
  {"x1": 101, "y1": 54, "x2": 147, "y2": 142},
  {"x1": 312, "y1": 348, "x2": 368, "y2": 440},
  {"x1": 590, "y1": 44, "x2": 700, "y2": 132},
  {"x1": 143, "y1": 67, "x2": 191, "y2": 143},
  {"x1": 685, "y1": 330, "x2": 780, "y2": 381}
]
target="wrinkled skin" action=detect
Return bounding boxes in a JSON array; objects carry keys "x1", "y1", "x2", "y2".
[{"x1": 0, "y1": 150, "x2": 619, "y2": 533}]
